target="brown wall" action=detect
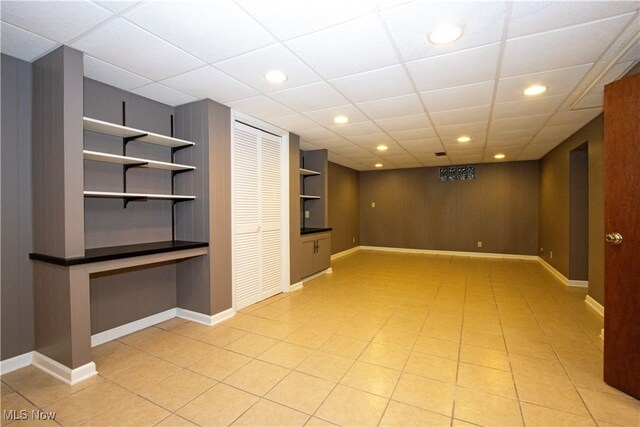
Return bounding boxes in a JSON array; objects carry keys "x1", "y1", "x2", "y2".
[
  {"x1": 539, "y1": 114, "x2": 605, "y2": 303},
  {"x1": 360, "y1": 161, "x2": 539, "y2": 255},
  {"x1": 327, "y1": 162, "x2": 360, "y2": 255},
  {"x1": 569, "y1": 147, "x2": 589, "y2": 281}
]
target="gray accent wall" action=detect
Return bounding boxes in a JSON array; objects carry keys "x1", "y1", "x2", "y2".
[
  {"x1": 328, "y1": 162, "x2": 359, "y2": 255},
  {"x1": 359, "y1": 161, "x2": 539, "y2": 255},
  {"x1": 1, "y1": 54, "x2": 34, "y2": 360}
]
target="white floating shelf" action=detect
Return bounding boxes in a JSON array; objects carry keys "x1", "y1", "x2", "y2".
[
  {"x1": 300, "y1": 168, "x2": 321, "y2": 176},
  {"x1": 83, "y1": 150, "x2": 196, "y2": 172},
  {"x1": 83, "y1": 117, "x2": 194, "y2": 148},
  {"x1": 84, "y1": 191, "x2": 195, "y2": 201},
  {"x1": 300, "y1": 195, "x2": 321, "y2": 199}
]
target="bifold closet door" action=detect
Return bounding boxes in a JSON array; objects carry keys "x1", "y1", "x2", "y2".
[{"x1": 233, "y1": 122, "x2": 283, "y2": 310}]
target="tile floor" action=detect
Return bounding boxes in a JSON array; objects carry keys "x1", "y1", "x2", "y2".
[{"x1": 2, "y1": 250, "x2": 640, "y2": 426}]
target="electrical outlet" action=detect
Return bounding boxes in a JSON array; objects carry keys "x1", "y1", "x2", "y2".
[
  {"x1": 304, "y1": 210, "x2": 310, "y2": 218},
  {"x1": 477, "y1": 241, "x2": 482, "y2": 248},
  {"x1": 540, "y1": 247, "x2": 544, "y2": 252},
  {"x1": 371, "y1": 202, "x2": 376, "y2": 208},
  {"x1": 550, "y1": 251, "x2": 553, "y2": 259},
  {"x1": 352, "y1": 237, "x2": 356, "y2": 243}
]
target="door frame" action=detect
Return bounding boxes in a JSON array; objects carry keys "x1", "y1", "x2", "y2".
[{"x1": 230, "y1": 110, "x2": 290, "y2": 312}]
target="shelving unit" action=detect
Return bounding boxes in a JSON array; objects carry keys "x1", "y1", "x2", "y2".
[
  {"x1": 300, "y1": 165, "x2": 321, "y2": 229},
  {"x1": 83, "y1": 117, "x2": 193, "y2": 148},
  {"x1": 84, "y1": 191, "x2": 195, "y2": 201},
  {"x1": 300, "y1": 168, "x2": 321, "y2": 176},
  {"x1": 300, "y1": 194, "x2": 320, "y2": 200}
]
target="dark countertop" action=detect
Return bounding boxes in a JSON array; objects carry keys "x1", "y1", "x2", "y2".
[
  {"x1": 300, "y1": 227, "x2": 333, "y2": 235},
  {"x1": 29, "y1": 240, "x2": 209, "y2": 266}
]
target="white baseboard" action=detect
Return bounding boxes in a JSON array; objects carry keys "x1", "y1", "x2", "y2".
[
  {"x1": 287, "y1": 281, "x2": 303, "y2": 292},
  {"x1": 331, "y1": 246, "x2": 360, "y2": 260},
  {"x1": 537, "y1": 257, "x2": 589, "y2": 288},
  {"x1": 360, "y1": 245, "x2": 538, "y2": 260},
  {"x1": 585, "y1": 295, "x2": 604, "y2": 317},
  {"x1": 568, "y1": 280, "x2": 589, "y2": 288},
  {"x1": 0, "y1": 352, "x2": 34, "y2": 375},
  {"x1": 32, "y1": 352, "x2": 97, "y2": 385},
  {"x1": 176, "y1": 307, "x2": 235, "y2": 327},
  {"x1": 301, "y1": 267, "x2": 333, "y2": 283},
  {"x1": 91, "y1": 309, "x2": 176, "y2": 347}
]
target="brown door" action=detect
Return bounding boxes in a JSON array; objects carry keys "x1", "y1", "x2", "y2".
[{"x1": 603, "y1": 72, "x2": 640, "y2": 399}]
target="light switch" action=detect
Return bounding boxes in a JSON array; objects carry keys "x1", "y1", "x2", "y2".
[
  {"x1": 304, "y1": 210, "x2": 310, "y2": 218},
  {"x1": 371, "y1": 202, "x2": 376, "y2": 208}
]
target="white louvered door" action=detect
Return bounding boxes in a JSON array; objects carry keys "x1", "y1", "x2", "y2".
[{"x1": 233, "y1": 122, "x2": 284, "y2": 310}]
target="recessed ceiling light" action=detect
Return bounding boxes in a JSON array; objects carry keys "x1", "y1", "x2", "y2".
[
  {"x1": 374, "y1": 163, "x2": 383, "y2": 168},
  {"x1": 494, "y1": 153, "x2": 506, "y2": 159},
  {"x1": 264, "y1": 70, "x2": 287, "y2": 83},
  {"x1": 428, "y1": 24, "x2": 463, "y2": 45},
  {"x1": 377, "y1": 145, "x2": 388, "y2": 151},
  {"x1": 457, "y1": 136, "x2": 471, "y2": 143},
  {"x1": 523, "y1": 84, "x2": 547, "y2": 96},
  {"x1": 334, "y1": 115, "x2": 349, "y2": 124}
]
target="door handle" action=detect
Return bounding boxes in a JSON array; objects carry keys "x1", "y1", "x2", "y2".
[{"x1": 605, "y1": 232, "x2": 623, "y2": 245}]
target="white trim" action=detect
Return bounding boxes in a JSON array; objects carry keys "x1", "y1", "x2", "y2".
[
  {"x1": 301, "y1": 267, "x2": 333, "y2": 283},
  {"x1": 0, "y1": 352, "x2": 34, "y2": 375},
  {"x1": 585, "y1": 295, "x2": 605, "y2": 317},
  {"x1": 568, "y1": 280, "x2": 589, "y2": 288},
  {"x1": 537, "y1": 257, "x2": 589, "y2": 288},
  {"x1": 331, "y1": 246, "x2": 360, "y2": 260},
  {"x1": 32, "y1": 352, "x2": 97, "y2": 385},
  {"x1": 176, "y1": 307, "x2": 235, "y2": 327},
  {"x1": 360, "y1": 245, "x2": 538, "y2": 260},
  {"x1": 287, "y1": 281, "x2": 303, "y2": 292},
  {"x1": 91, "y1": 309, "x2": 176, "y2": 347}
]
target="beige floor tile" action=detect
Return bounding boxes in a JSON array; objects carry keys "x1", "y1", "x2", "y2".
[
  {"x1": 82, "y1": 395, "x2": 169, "y2": 426},
  {"x1": 515, "y1": 373, "x2": 590, "y2": 416},
  {"x1": 232, "y1": 399, "x2": 309, "y2": 426},
  {"x1": 506, "y1": 336, "x2": 558, "y2": 360},
  {"x1": 154, "y1": 414, "x2": 198, "y2": 426},
  {"x1": 283, "y1": 328, "x2": 332, "y2": 349},
  {"x1": 451, "y1": 418, "x2": 483, "y2": 426},
  {"x1": 453, "y1": 386, "x2": 523, "y2": 427},
  {"x1": 520, "y1": 402, "x2": 597, "y2": 426},
  {"x1": 155, "y1": 339, "x2": 217, "y2": 367},
  {"x1": 251, "y1": 318, "x2": 299, "y2": 339},
  {"x1": 303, "y1": 317, "x2": 348, "y2": 334},
  {"x1": 257, "y1": 341, "x2": 314, "y2": 369},
  {"x1": 459, "y1": 344, "x2": 510, "y2": 371},
  {"x1": 249, "y1": 304, "x2": 291, "y2": 320},
  {"x1": 223, "y1": 359, "x2": 290, "y2": 396},
  {"x1": 461, "y1": 330, "x2": 506, "y2": 352},
  {"x1": 296, "y1": 351, "x2": 353, "y2": 382},
  {"x1": 1, "y1": 393, "x2": 39, "y2": 426},
  {"x1": 44, "y1": 381, "x2": 133, "y2": 426},
  {"x1": 392, "y1": 373, "x2": 455, "y2": 416},
  {"x1": 92, "y1": 340, "x2": 151, "y2": 378},
  {"x1": 167, "y1": 321, "x2": 213, "y2": 338},
  {"x1": 117, "y1": 327, "x2": 165, "y2": 347},
  {"x1": 188, "y1": 348, "x2": 251, "y2": 380},
  {"x1": 224, "y1": 332, "x2": 279, "y2": 357},
  {"x1": 384, "y1": 315, "x2": 424, "y2": 334},
  {"x1": 139, "y1": 369, "x2": 216, "y2": 412},
  {"x1": 420, "y1": 324, "x2": 462, "y2": 343},
  {"x1": 108, "y1": 356, "x2": 181, "y2": 394},
  {"x1": 380, "y1": 400, "x2": 452, "y2": 426},
  {"x1": 176, "y1": 383, "x2": 258, "y2": 426},
  {"x1": 317, "y1": 334, "x2": 368, "y2": 359},
  {"x1": 154, "y1": 317, "x2": 188, "y2": 331},
  {"x1": 457, "y1": 362, "x2": 517, "y2": 398},
  {"x1": 359, "y1": 343, "x2": 410, "y2": 371},
  {"x1": 132, "y1": 329, "x2": 190, "y2": 354},
  {"x1": 197, "y1": 325, "x2": 247, "y2": 347},
  {"x1": 340, "y1": 361, "x2": 401, "y2": 398},
  {"x1": 304, "y1": 416, "x2": 338, "y2": 426},
  {"x1": 413, "y1": 336, "x2": 460, "y2": 360},
  {"x1": 337, "y1": 320, "x2": 382, "y2": 341},
  {"x1": 509, "y1": 353, "x2": 572, "y2": 384},
  {"x1": 0, "y1": 382, "x2": 13, "y2": 397},
  {"x1": 373, "y1": 329, "x2": 418, "y2": 350},
  {"x1": 578, "y1": 387, "x2": 640, "y2": 426},
  {"x1": 266, "y1": 371, "x2": 335, "y2": 414},
  {"x1": 404, "y1": 351, "x2": 458, "y2": 383},
  {"x1": 316, "y1": 384, "x2": 388, "y2": 426}
]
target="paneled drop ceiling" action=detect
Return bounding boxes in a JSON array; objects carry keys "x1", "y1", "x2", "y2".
[{"x1": 2, "y1": 0, "x2": 639, "y2": 170}]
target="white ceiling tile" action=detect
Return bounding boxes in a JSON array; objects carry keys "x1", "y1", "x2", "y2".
[
  {"x1": 492, "y1": 95, "x2": 566, "y2": 120},
  {"x1": 329, "y1": 64, "x2": 415, "y2": 103},
  {"x1": 534, "y1": 123, "x2": 584, "y2": 142},
  {"x1": 1, "y1": 0, "x2": 112, "y2": 43},
  {"x1": 300, "y1": 140, "x2": 320, "y2": 150},
  {"x1": 443, "y1": 143, "x2": 484, "y2": 154},
  {"x1": 124, "y1": 0, "x2": 275, "y2": 63},
  {"x1": 415, "y1": 156, "x2": 451, "y2": 166},
  {"x1": 331, "y1": 144, "x2": 374, "y2": 156},
  {"x1": 619, "y1": 40, "x2": 640, "y2": 63},
  {"x1": 488, "y1": 128, "x2": 537, "y2": 141},
  {"x1": 489, "y1": 114, "x2": 550, "y2": 132},
  {"x1": 308, "y1": 138, "x2": 353, "y2": 149},
  {"x1": 400, "y1": 137, "x2": 445, "y2": 153},
  {"x1": 435, "y1": 121, "x2": 488, "y2": 137},
  {"x1": 303, "y1": 105, "x2": 369, "y2": 127},
  {"x1": 501, "y1": 14, "x2": 635, "y2": 77},
  {"x1": 517, "y1": 143, "x2": 558, "y2": 160},
  {"x1": 572, "y1": 92, "x2": 603, "y2": 109},
  {"x1": 388, "y1": 127, "x2": 437, "y2": 141},
  {"x1": 214, "y1": 44, "x2": 321, "y2": 92},
  {"x1": 348, "y1": 133, "x2": 396, "y2": 147},
  {"x1": 84, "y1": 55, "x2": 152, "y2": 90},
  {"x1": 268, "y1": 114, "x2": 320, "y2": 134},
  {"x1": 546, "y1": 108, "x2": 601, "y2": 127},
  {"x1": 429, "y1": 104, "x2": 490, "y2": 127},
  {"x1": 269, "y1": 81, "x2": 348, "y2": 112},
  {"x1": 0, "y1": 22, "x2": 58, "y2": 62},
  {"x1": 71, "y1": 18, "x2": 204, "y2": 81},
  {"x1": 237, "y1": 0, "x2": 374, "y2": 41},
  {"x1": 297, "y1": 127, "x2": 342, "y2": 141},
  {"x1": 421, "y1": 80, "x2": 494, "y2": 113},
  {"x1": 599, "y1": 60, "x2": 637, "y2": 89},
  {"x1": 483, "y1": 147, "x2": 522, "y2": 162},
  {"x1": 161, "y1": 66, "x2": 257, "y2": 103},
  {"x1": 440, "y1": 133, "x2": 486, "y2": 147},
  {"x1": 285, "y1": 14, "x2": 399, "y2": 79},
  {"x1": 94, "y1": 1, "x2": 139, "y2": 14},
  {"x1": 375, "y1": 114, "x2": 432, "y2": 132},
  {"x1": 495, "y1": 63, "x2": 592, "y2": 103},
  {"x1": 227, "y1": 95, "x2": 296, "y2": 119},
  {"x1": 327, "y1": 121, "x2": 381, "y2": 138},
  {"x1": 485, "y1": 137, "x2": 532, "y2": 147},
  {"x1": 132, "y1": 83, "x2": 197, "y2": 107},
  {"x1": 447, "y1": 152, "x2": 484, "y2": 162},
  {"x1": 374, "y1": 0, "x2": 413, "y2": 10},
  {"x1": 356, "y1": 94, "x2": 424, "y2": 120},
  {"x1": 382, "y1": 1, "x2": 507, "y2": 61},
  {"x1": 407, "y1": 43, "x2": 501, "y2": 91},
  {"x1": 509, "y1": 1, "x2": 640, "y2": 39}
]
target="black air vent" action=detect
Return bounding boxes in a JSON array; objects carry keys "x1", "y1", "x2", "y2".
[{"x1": 435, "y1": 152, "x2": 447, "y2": 157}]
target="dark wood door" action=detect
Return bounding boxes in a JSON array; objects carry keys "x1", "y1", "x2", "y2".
[{"x1": 603, "y1": 72, "x2": 640, "y2": 399}]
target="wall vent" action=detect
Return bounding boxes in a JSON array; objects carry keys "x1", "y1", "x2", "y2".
[{"x1": 439, "y1": 165, "x2": 476, "y2": 181}]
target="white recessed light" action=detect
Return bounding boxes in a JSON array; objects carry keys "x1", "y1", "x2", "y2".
[
  {"x1": 457, "y1": 136, "x2": 471, "y2": 143},
  {"x1": 334, "y1": 115, "x2": 349, "y2": 124},
  {"x1": 428, "y1": 24, "x2": 463, "y2": 45},
  {"x1": 523, "y1": 85, "x2": 547, "y2": 96},
  {"x1": 374, "y1": 163, "x2": 383, "y2": 168},
  {"x1": 377, "y1": 145, "x2": 388, "y2": 151},
  {"x1": 494, "y1": 153, "x2": 506, "y2": 159},
  {"x1": 264, "y1": 70, "x2": 287, "y2": 83}
]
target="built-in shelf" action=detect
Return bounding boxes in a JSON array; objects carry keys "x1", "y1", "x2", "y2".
[
  {"x1": 300, "y1": 195, "x2": 321, "y2": 200},
  {"x1": 300, "y1": 227, "x2": 333, "y2": 235},
  {"x1": 300, "y1": 168, "x2": 321, "y2": 176},
  {"x1": 83, "y1": 117, "x2": 194, "y2": 148},
  {"x1": 84, "y1": 191, "x2": 195, "y2": 201},
  {"x1": 83, "y1": 150, "x2": 196, "y2": 171}
]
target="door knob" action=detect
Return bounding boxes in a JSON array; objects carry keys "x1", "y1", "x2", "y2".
[{"x1": 605, "y1": 232, "x2": 623, "y2": 245}]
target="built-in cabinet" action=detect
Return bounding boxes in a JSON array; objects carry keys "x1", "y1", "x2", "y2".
[{"x1": 300, "y1": 231, "x2": 331, "y2": 278}]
